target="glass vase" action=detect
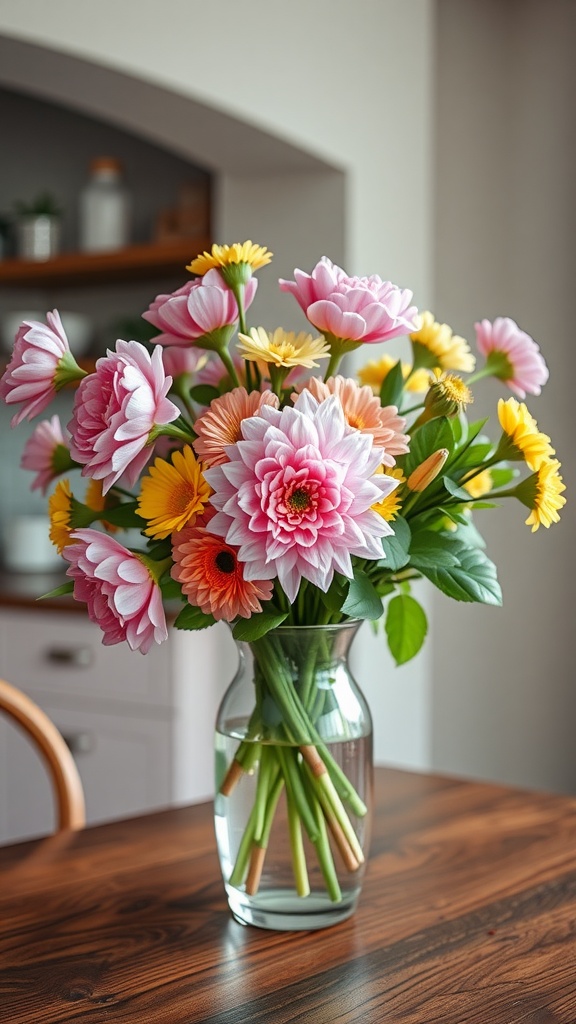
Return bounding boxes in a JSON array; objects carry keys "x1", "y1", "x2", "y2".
[{"x1": 214, "y1": 622, "x2": 373, "y2": 931}]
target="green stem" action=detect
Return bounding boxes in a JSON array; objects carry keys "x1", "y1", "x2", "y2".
[{"x1": 285, "y1": 782, "x2": 310, "y2": 897}]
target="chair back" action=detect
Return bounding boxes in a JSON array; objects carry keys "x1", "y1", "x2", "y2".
[{"x1": 0, "y1": 678, "x2": 85, "y2": 833}]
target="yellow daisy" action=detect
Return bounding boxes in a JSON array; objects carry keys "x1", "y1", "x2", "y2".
[
  {"x1": 423, "y1": 369, "x2": 473, "y2": 419},
  {"x1": 497, "y1": 397, "x2": 555, "y2": 470},
  {"x1": 522, "y1": 459, "x2": 566, "y2": 532},
  {"x1": 187, "y1": 241, "x2": 272, "y2": 278},
  {"x1": 237, "y1": 327, "x2": 331, "y2": 369},
  {"x1": 49, "y1": 479, "x2": 74, "y2": 553},
  {"x1": 410, "y1": 311, "x2": 476, "y2": 373},
  {"x1": 85, "y1": 478, "x2": 119, "y2": 533},
  {"x1": 358, "y1": 355, "x2": 429, "y2": 394},
  {"x1": 463, "y1": 468, "x2": 493, "y2": 499},
  {"x1": 137, "y1": 445, "x2": 211, "y2": 540},
  {"x1": 372, "y1": 467, "x2": 405, "y2": 521}
]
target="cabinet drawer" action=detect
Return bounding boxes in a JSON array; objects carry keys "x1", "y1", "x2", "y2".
[{"x1": 0, "y1": 609, "x2": 172, "y2": 708}]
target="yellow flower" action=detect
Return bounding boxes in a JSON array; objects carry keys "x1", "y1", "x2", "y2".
[
  {"x1": 497, "y1": 397, "x2": 555, "y2": 470},
  {"x1": 357, "y1": 355, "x2": 430, "y2": 394},
  {"x1": 410, "y1": 311, "x2": 475, "y2": 373},
  {"x1": 463, "y1": 468, "x2": 493, "y2": 499},
  {"x1": 421, "y1": 369, "x2": 473, "y2": 421},
  {"x1": 237, "y1": 327, "x2": 330, "y2": 369},
  {"x1": 523, "y1": 459, "x2": 566, "y2": 532},
  {"x1": 372, "y1": 467, "x2": 405, "y2": 521},
  {"x1": 187, "y1": 241, "x2": 272, "y2": 278},
  {"x1": 49, "y1": 479, "x2": 73, "y2": 553},
  {"x1": 136, "y1": 445, "x2": 211, "y2": 540},
  {"x1": 85, "y1": 478, "x2": 119, "y2": 533}
]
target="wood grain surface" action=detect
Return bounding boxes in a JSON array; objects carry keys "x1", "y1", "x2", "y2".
[{"x1": 1, "y1": 767, "x2": 575, "y2": 1023}]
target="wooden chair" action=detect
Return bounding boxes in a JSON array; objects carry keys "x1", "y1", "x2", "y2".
[{"x1": 0, "y1": 678, "x2": 86, "y2": 833}]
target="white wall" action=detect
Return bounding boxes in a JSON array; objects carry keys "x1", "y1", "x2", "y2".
[
  {"x1": 0, "y1": 1, "x2": 436, "y2": 772},
  {"x1": 432, "y1": 0, "x2": 576, "y2": 793}
]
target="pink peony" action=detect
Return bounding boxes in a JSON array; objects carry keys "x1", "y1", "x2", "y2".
[
  {"x1": 160, "y1": 344, "x2": 206, "y2": 380},
  {"x1": 63, "y1": 528, "x2": 168, "y2": 653},
  {"x1": 204, "y1": 390, "x2": 399, "y2": 603},
  {"x1": 474, "y1": 317, "x2": 549, "y2": 398},
  {"x1": 0, "y1": 310, "x2": 74, "y2": 426},
  {"x1": 21, "y1": 414, "x2": 70, "y2": 493},
  {"x1": 68, "y1": 340, "x2": 180, "y2": 494},
  {"x1": 142, "y1": 269, "x2": 257, "y2": 347},
  {"x1": 279, "y1": 257, "x2": 419, "y2": 345}
]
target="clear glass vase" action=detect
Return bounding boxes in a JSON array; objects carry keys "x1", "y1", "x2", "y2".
[{"x1": 214, "y1": 622, "x2": 373, "y2": 931}]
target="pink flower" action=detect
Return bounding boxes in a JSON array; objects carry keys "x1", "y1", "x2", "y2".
[
  {"x1": 279, "y1": 257, "x2": 419, "y2": 345},
  {"x1": 204, "y1": 390, "x2": 399, "y2": 603},
  {"x1": 0, "y1": 310, "x2": 75, "y2": 426},
  {"x1": 68, "y1": 340, "x2": 180, "y2": 494},
  {"x1": 475, "y1": 317, "x2": 549, "y2": 398},
  {"x1": 63, "y1": 528, "x2": 168, "y2": 653},
  {"x1": 295, "y1": 376, "x2": 409, "y2": 466},
  {"x1": 160, "y1": 344, "x2": 206, "y2": 380},
  {"x1": 142, "y1": 269, "x2": 257, "y2": 347},
  {"x1": 21, "y1": 414, "x2": 70, "y2": 493}
]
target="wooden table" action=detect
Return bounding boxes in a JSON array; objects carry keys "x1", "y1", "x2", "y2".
[{"x1": 1, "y1": 767, "x2": 575, "y2": 1023}]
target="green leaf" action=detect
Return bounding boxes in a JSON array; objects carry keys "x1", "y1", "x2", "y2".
[
  {"x1": 174, "y1": 604, "x2": 216, "y2": 630},
  {"x1": 379, "y1": 360, "x2": 405, "y2": 408},
  {"x1": 320, "y1": 575, "x2": 348, "y2": 614},
  {"x1": 442, "y1": 475, "x2": 476, "y2": 501},
  {"x1": 189, "y1": 384, "x2": 220, "y2": 405},
  {"x1": 98, "y1": 502, "x2": 143, "y2": 529},
  {"x1": 489, "y1": 466, "x2": 517, "y2": 488},
  {"x1": 38, "y1": 581, "x2": 75, "y2": 600},
  {"x1": 438, "y1": 506, "x2": 469, "y2": 526},
  {"x1": 379, "y1": 515, "x2": 411, "y2": 571},
  {"x1": 341, "y1": 569, "x2": 383, "y2": 620},
  {"x1": 233, "y1": 611, "x2": 288, "y2": 642},
  {"x1": 403, "y1": 417, "x2": 454, "y2": 476},
  {"x1": 420, "y1": 547, "x2": 502, "y2": 605},
  {"x1": 160, "y1": 577, "x2": 185, "y2": 602},
  {"x1": 409, "y1": 531, "x2": 460, "y2": 569},
  {"x1": 385, "y1": 594, "x2": 428, "y2": 665}
]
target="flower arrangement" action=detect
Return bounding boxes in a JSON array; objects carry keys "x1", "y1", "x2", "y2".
[{"x1": 0, "y1": 241, "x2": 565, "y2": 909}]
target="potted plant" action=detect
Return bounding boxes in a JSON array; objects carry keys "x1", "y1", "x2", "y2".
[{"x1": 14, "y1": 192, "x2": 62, "y2": 261}]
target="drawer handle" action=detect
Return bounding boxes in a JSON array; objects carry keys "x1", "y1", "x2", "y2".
[
  {"x1": 44, "y1": 646, "x2": 93, "y2": 668},
  {"x1": 62, "y1": 731, "x2": 94, "y2": 756}
]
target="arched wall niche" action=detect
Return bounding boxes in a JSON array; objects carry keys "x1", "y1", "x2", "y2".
[{"x1": 0, "y1": 32, "x2": 346, "y2": 328}]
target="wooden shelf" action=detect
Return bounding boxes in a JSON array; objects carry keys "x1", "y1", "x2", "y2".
[{"x1": 0, "y1": 237, "x2": 212, "y2": 288}]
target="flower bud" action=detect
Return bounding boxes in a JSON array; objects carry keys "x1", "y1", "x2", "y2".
[{"x1": 406, "y1": 448, "x2": 449, "y2": 492}]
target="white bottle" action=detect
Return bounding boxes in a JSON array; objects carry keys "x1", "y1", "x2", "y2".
[{"x1": 79, "y1": 157, "x2": 130, "y2": 253}]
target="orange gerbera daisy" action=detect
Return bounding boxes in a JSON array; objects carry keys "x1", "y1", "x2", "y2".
[
  {"x1": 171, "y1": 526, "x2": 273, "y2": 620},
  {"x1": 297, "y1": 375, "x2": 409, "y2": 466},
  {"x1": 193, "y1": 386, "x2": 279, "y2": 468}
]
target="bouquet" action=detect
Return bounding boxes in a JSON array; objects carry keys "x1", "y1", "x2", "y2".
[{"x1": 0, "y1": 241, "x2": 565, "y2": 908}]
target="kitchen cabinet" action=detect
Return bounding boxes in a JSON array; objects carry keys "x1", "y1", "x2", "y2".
[{"x1": 0, "y1": 606, "x2": 236, "y2": 845}]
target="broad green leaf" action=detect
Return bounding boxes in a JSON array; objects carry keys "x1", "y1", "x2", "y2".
[
  {"x1": 403, "y1": 418, "x2": 454, "y2": 476},
  {"x1": 409, "y1": 531, "x2": 460, "y2": 569},
  {"x1": 189, "y1": 384, "x2": 220, "y2": 405},
  {"x1": 420, "y1": 547, "x2": 502, "y2": 605},
  {"x1": 379, "y1": 515, "x2": 411, "y2": 571},
  {"x1": 438, "y1": 506, "x2": 469, "y2": 526},
  {"x1": 385, "y1": 594, "x2": 428, "y2": 665},
  {"x1": 341, "y1": 569, "x2": 383, "y2": 620},
  {"x1": 174, "y1": 604, "x2": 216, "y2": 630},
  {"x1": 320, "y1": 575, "x2": 348, "y2": 613},
  {"x1": 451, "y1": 441, "x2": 493, "y2": 470},
  {"x1": 379, "y1": 360, "x2": 405, "y2": 408},
  {"x1": 233, "y1": 611, "x2": 288, "y2": 642},
  {"x1": 160, "y1": 577, "x2": 185, "y2": 602},
  {"x1": 489, "y1": 466, "x2": 518, "y2": 488}
]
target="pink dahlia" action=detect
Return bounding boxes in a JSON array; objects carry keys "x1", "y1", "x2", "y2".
[
  {"x1": 21, "y1": 414, "x2": 71, "y2": 493},
  {"x1": 475, "y1": 317, "x2": 549, "y2": 398},
  {"x1": 279, "y1": 257, "x2": 419, "y2": 345},
  {"x1": 204, "y1": 390, "x2": 399, "y2": 603},
  {"x1": 296, "y1": 376, "x2": 409, "y2": 467},
  {"x1": 142, "y1": 269, "x2": 257, "y2": 347},
  {"x1": 0, "y1": 310, "x2": 81, "y2": 426},
  {"x1": 68, "y1": 340, "x2": 180, "y2": 493},
  {"x1": 63, "y1": 528, "x2": 168, "y2": 653}
]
